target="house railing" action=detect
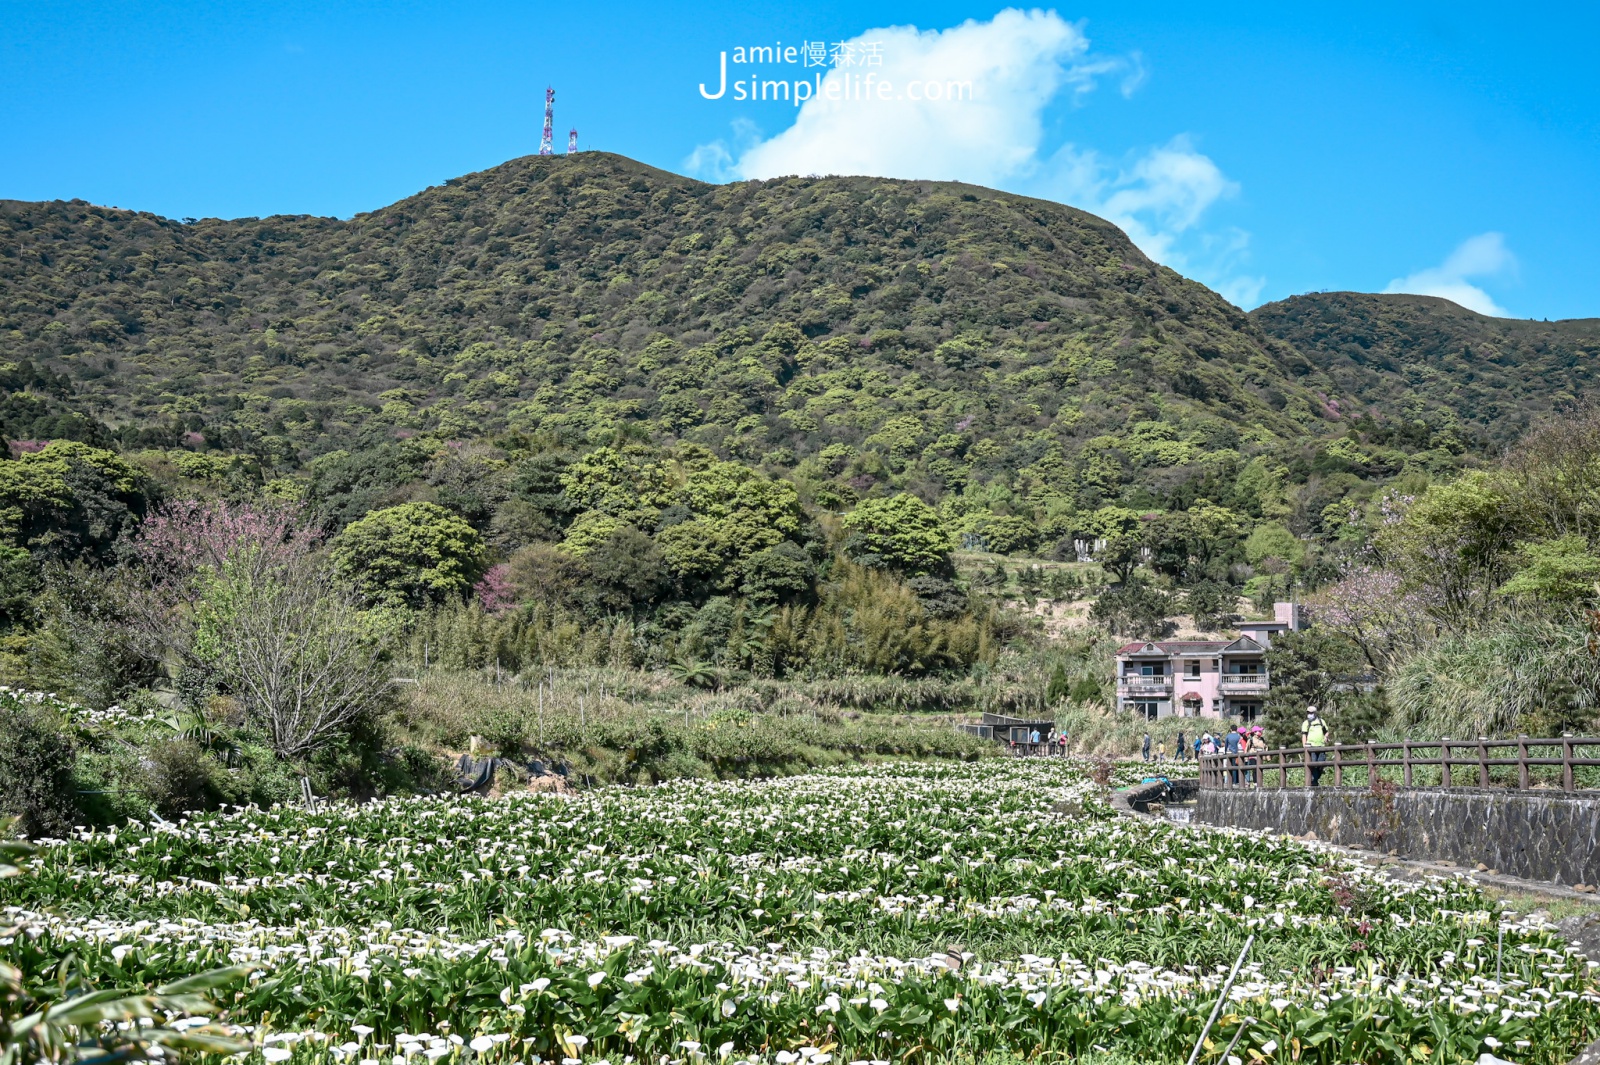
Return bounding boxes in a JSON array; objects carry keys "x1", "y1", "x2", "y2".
[
  {"x1": 1118, "y1": 675, "x2": 1173, "y2": 689},
  {"x1": 1197, "y1": 737, "x2": 1600, "y2": 791},
  {"x1": 1218, "y1": 675, "x2": 1269, "y2": 689}
]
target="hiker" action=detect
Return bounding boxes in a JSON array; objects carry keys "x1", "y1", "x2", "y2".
[
  {"x1": 1200, "y1": 732, "x2": 1216, "y2": 757},
  {"x1": 1176, "y1": 730, "x2": 1187, "y2": 762},
  {"x1": 1241, "y1": 726, "x2": 1258, "y2": 784},
  {"x1": 1224, "y1": 725, "x2": 1242, "y2": 785},
  {"x1": 1030, "y1": 728, "x2": 1041, "y2": 751},
  {"x1": 1141, "y1": 732, "x2": 1152, "y2": 762},
  {"x1": 1302, "y1": 706, "x2": 1329, "y2": 785}
]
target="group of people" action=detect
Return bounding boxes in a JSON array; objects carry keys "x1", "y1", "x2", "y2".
[
  {"x1": 1140, "y1": 731, "x2": 1187, "y2": 763},
  {"x1": 1190, "y1": 706, "x2": 1332, "y2": 786},
  {"x1": 1016, "y1": 728, "x2": 1071, "y2": 755},
  {"x1": 1029, "y1": 706, "x2": 1335, "y2": 783}
]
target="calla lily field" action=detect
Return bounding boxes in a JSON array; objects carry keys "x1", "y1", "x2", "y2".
[{"x1": 3, "y1": 757, "x2": 1599, "y2": 1063}]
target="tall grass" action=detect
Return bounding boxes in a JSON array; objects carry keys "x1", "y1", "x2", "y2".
[
  {"x1": 401, "y1": 671, "x2": 993, "y2": 785},
  {"x1": 1387, "y1": 617, "x2": 1600, "y2": 739}
]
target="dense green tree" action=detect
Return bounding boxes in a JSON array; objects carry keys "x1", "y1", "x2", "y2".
[
  {"x1": 0, "y1": 441, "x2": 150, "y2": 563},
  {"x1": 738, "y1": 542, "x2": 813, "y2": 604},
  {"x1": 841, "y1": 494, "x2": 953, "y2": 576},
  {"x1": 586, "y1": 526, "x2": 668, "y2": 607},
  {"x1": 1260, "y1": 628, "x2": 1380, "y2": 749},
  {"x1": 560, "y1": 447, "x2": 671, "y2": 527},
  {"x1": 1244, "y1": 522, "x2": 1305, "y2": 571},
  {"x1": 0, "y1": 693, "x2": 78, "y2": 837},
  {"x1": 331, "y1": 502, "x2": 487, "y2": 608},
  {"x1": 305, "y1": 442, "x2": 431, "y2": 532},
  {"x1": 981, "y1": 515, "x2": 1038, "y2": 555},
  {"x1": 1380, "y1": 473, "x2": 1514, "y2": 629},
  {"x1": 1497, "y1": 535, "x2": 1600, "y2": 609},
  {"x1": 1083, "y1": 507, "x2": 1144, "y2": 583},
  {"x1": 1185, "y1": 581, "x2": 1238, "y2": 632},
  {"x1": 1046, "y1": 662, "x2": 1071, "y2": 706},
  {"x1": 425, "y1": 445, "x2": 510, "y2": 529}
]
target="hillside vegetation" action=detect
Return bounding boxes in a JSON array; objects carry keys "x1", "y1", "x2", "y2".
[
  {"x1": 1252, "y1": 291, "x2": 1600, "y2": 451},
  {"x1": 4, "y1": 153, "x2": 1384, "y2": 516}
]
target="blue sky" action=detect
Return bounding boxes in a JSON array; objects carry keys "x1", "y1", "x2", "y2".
[{"x1": 3, "y1": 1, "x2": 1595, "y2": 319}]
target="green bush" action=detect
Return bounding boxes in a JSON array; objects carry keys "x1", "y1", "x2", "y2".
[
  {"x1": 143, "y1": 738, "x2": 239, "y2": 820},
  {"x1": 0, "y1": 694, "x2": 78, "y2": 837}
]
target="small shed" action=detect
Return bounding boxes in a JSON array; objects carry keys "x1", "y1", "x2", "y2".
[{"x1": 957, "y1": 712, "x2": 1057, "y2": 744}]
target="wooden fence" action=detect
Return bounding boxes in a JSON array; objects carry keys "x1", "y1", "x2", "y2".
[{"x1": 1197, "y1": 737, "x2": 1600, "y2": 791}]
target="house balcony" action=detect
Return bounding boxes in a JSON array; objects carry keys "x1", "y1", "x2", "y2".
[
  {"x1": 1219, "y1": 674, "x2": 1269, "y2": 694},
  {"x1": 1118, "y1": 675, "x2": 1173, "y2": 695}
]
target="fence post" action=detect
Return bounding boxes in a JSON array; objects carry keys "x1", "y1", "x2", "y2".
[
  {"x1": 1478, "y1": 737, "x2": 1489, "y2": 788},
  {"x1": 1402, "y1": 741, "x2": 1413, "y2": 788},
  {"x1": 1441, "y1": 738, "x2": 1451, "y2": 789},
  {"x1": 1563, "y1": 735, "x2": 1574, "y2": 791},
  {"x1": 1518, "y1": 735, "x2": 1529, "y2": 790},
  {"x1": 1366, "y1": 740, "x2": 1376, "y2": 786},
  {"x1": 1333, "y1": 745, "x2": 1344, "y2": 787},
  {"x1": 1301, "y1": 745, "x2": 1310, "y2": 788}
]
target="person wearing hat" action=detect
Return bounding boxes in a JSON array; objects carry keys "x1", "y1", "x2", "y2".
[{"x1": 1301, "y1": 706, "x2": 1329, "y2": 785}]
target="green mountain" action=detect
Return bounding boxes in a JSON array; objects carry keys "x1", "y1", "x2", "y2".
[
  {"x1": 1251, "y1": 292, "x2": 1600, "y2": 451},
  {"x1": 1, "y1": 151, "x2": 1591, "y2": 546},
  {"x1": 1, "y1": 153, "x2": 1339, "y2": 500}
]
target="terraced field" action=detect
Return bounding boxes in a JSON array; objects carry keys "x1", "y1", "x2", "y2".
[{"x1": 4, "y1": 761, "x2": 1597, "y2": 1063}]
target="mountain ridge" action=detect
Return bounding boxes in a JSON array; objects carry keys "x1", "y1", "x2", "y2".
[
  {"x1": 1250, "y1": 291, "x2": 1600, "y2": 451},
  {"x1": 0, "y1": 151, "x2": 1590, "y2": 531}
]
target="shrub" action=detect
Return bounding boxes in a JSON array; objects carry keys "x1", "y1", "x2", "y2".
[
  {"x1": 143, "y1": 739, "x2": 238, "y2": 820},
  {"x1": 0, "y1": 694, "x2": 78, "y2": 837}
]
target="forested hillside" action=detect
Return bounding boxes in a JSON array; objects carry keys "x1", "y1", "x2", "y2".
[
  {"x1": 1252, "y1": 292, "x2": 1600, "y2": 451},
  {"x1": 4, "y1": 152, "x2": 1357, "y2": 521}
]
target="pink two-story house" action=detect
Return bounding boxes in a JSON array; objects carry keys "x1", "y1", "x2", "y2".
[{"x1": 1112, "y1": 603, "x2": 1303, "y2": 723}]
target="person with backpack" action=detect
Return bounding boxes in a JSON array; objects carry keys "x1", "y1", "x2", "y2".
[
  {"x1": 1224, "y1": 725, "x2": 1242, "y2": 785},
  {"x1": 1176, "y1": 730, "x2": 1187, "y2": 762},
  {"x1": 1241, "y1": 725, "x2": 1259, "y2": 784},
  {"x1": 1302, "y1": 706, "x2": 1329, "y2": 785}
]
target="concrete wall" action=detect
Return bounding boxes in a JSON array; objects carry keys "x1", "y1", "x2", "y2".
[{"x1": 1195, "y1": 786, "x2": 1600, "y2": 886}]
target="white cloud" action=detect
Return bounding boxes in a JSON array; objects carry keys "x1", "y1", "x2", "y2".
[
  {"x1": 1383, "y1": 233, "x2": 1515, "y2": 317},
  {"x1": 729, "y1": 10, "x2": 1097, "y2": 188},
  {"x1": 685, "y1": 9, "x2": 1262, "y2": 305},
  {"x1": 1036, "y1": 135, "x2": 1256, "y2": 298}
]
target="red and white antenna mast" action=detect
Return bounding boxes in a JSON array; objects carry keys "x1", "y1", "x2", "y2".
[
  {"x1": 538, "y1": 86, "x2": 555, "y2": 156},
  {"x1": 568, "y1": 128, "x2": 578, "y2": 153}
]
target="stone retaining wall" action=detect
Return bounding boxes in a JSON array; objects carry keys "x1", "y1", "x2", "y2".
[{"x1": 1195, "y1": 786, "x2": 1600, "y2": 887}]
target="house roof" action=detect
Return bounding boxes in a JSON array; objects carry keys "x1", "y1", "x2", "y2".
[
  {"x1": 1116, "y1": 637, "x2": 1267, "y2": 655},
  {"x1": 1117, "y1": 640, "x2": 1230, "y2": 655}
]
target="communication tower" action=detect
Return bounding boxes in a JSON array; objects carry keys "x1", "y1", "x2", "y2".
[
  {"x1": 539, "y1": 87, "x2": 555, "y2": 156},
  {"x1": 568, "y1": 128, "x2": 578, "y2": 153}
]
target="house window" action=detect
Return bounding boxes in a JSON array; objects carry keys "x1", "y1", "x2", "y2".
[
  {"x1": 1233, "y1": 703, "x2": 1261, "y2": 724},
  {"x1": 1132, "y1": 701, "x2": 1161, "y2": 721},
  {"x1": 1184, "y1": 660, "x2": 1201, "y2": 679}
]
